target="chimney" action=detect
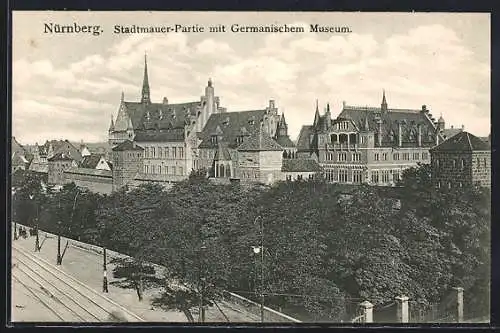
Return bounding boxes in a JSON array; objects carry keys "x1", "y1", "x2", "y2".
[
  {"x1": 421, "y1": 105, "x2": 427, "y2": 112},
  {"x1": 451, "y1": 125, "x2": 454, "y2": 129},
  {"x1": 342, "y1": 101, "x2": 346, "y2": 108},
  {"x1": 269, "y1": 99, "x2": 275, "y2": 109},
  {"x1": 461, "y1": 124, "x2": 465, "y2": 130},
  {"x1": 132, "y1": 141, "x2": 136, "y2": 148},
  {"x1": 163, "y1": 97, "x2": 168, "y2": 104},
  {"x1": 398, "y1": 121, "x2": 402, "y2": 147}
]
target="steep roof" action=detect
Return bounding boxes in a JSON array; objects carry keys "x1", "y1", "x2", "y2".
[
  {"x1": 282, "y1": 159, "x2": 322, "y2": 172},
  {"x1": 199, "y1": 110, "x2": 267, "y2": 149},
  {"x1": 12, "y1": 137, "x2": 26, "y2": 155},
  {"x1": 275, "y1": 135, "x2": 296, "y2": 148},
  {"x1": 430, "y1": 131, "x2": 490, "y2": 152},
  {"x1": 112, "y1": 140, "x2": 144, "y2": 152},
  {"x1": 123, "y1": 101, "x2": 200, "y2": 131},
  {"x1": 214, "y1": 143, "x2": 232, "y2": 161},
  {"x1": 47, "y1": 151, "x2": 75, "y2": 161},
  {"x1": 237, "y1": 128, "x2": 283, "y2": 151},
  {"x1": 134, "y1": 128, "x2": 185, "y2": 142},
  {"x1": 296, "y1": 125, "x2": 314, "y2": 151},
  {"x1": 338, "y1": 105, "x2": 440, "y2": 147},
  {"x1": 80, "y1": 154, "x2": 104, "y2": 169},
  {"x1": 442, "y1": 128, "x2": 463, "y2": 141}
]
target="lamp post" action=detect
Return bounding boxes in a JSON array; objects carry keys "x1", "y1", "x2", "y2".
[
  {"x1": 199, "y1": 244, "x2": 207, "y2": 323},
  {"x1": 29, "y1": 194, "x2": 40, "y2": 251},
  {"x1": 252, "y1": 215, "x2": 264, "y2": 323},
  {"x1": 56, "y1": 220, "x2": 62, "y2": 265}
]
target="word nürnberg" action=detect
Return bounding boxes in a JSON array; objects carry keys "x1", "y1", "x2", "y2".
[{"x1": 43, "y1": 22, "x2": 352, "y2": 36}]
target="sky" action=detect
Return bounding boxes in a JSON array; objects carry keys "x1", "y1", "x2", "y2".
[{"x1": 12, "y1": 11, "x2": 490, "y2": 144}]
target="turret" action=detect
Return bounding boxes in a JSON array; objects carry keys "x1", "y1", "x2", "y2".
[
  {"x1": 313, "y1": 100, "x2": 320, "y2": 128},
  {"x1": 324, "y1": 103, "x2": 332, "y2": 130},
  {"x1": 381, "y1": 89, "x2": 388, "y2": 113},
  {"x1": 141, "y1": 54, "x2": 151, "y2": 104},
  {"x1": 437, "y1": 114, "x2": 445, "y2": 130},
  {"x1": 108, "y1": 114, "x2": 115, "y2": 133},
  {"x1": 277, "y1": 113, "x2": 288, "y2": 137}
]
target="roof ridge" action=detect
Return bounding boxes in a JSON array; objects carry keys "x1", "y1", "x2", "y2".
[{"x1": 466, "y1": 132, "x2": 472, "y2": 150}]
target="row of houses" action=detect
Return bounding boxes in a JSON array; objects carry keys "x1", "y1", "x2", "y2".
[{"x1": 12, "y1": 56, "x2": 491, "y2": 194}]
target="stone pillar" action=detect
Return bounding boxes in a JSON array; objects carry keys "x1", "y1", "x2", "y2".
[
  {"x1": 417, "y1": 124, "x2": 422, "y2": 147},
  {"x1": 395, "y1": 295, "x2": 409, "y2": 323},
  {"x1": 453, "y1": 287, "x2": 464, "y2": 323},
  {"x1": 360, "y1": 301, "x2": 374, "y2": 323}
]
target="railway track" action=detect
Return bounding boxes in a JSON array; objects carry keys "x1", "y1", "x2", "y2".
[{"x1": 12, "y1": 245, "x2": 145, "y2": 322}]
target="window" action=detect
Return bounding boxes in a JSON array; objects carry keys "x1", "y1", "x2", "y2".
[
  {"x1": 165, "y1": 166, "x2": 169, "y2": 174},
  {"x1": 452, "y1": 159, "x2": 457, "y2": 168},
  {"x1": 165, "y1": 147, "x2": 170, "y2": 158},
  {"x1": 422, "y1": 152, "x2": 428, "y2": 160},
  {"x1": 286, "y1": 175, "x2": 292, "y2": 181},
  {"x1": 393, "y1": 171, "x2": 400, "y2": 183},
  {"x1": 371, "y1": 171, "x2": 379, "y2": 184},
  {"x1": 353, "y1": 170, "x2": 363, "y2": 183},
  {"x1": 151, "y1": 165, "x2": 155, "y2": 174},
  {"x1": 374, "y1": 153, "x2": 380, "y2": 161},
  {"x1": 338, "y1": 152, "x2": 347, "y2": 162},
  {"x1": 179, "y1": 147, "x2": 184, "y2": 159},
  {"x1": 448, "y1": 182, "x2": 452, "y2": 189},
  {"x1": 352, "y1": 153, "x2": 361, "y2": 162},
  {"x1": 361, "y1": 136, "x2": 367, "y2": 144},
  {"x1": 461, "y1": 159, "x2": 465, "y2": 170},
  {"x1": 484, "y1": 158, "x2": 487, "y2": 168},
  {"x1": 297, "y1": 175, "x2": 303, "y2": 180},
  {"x1": 413, "y1": 153, "x2": 419, "y2": 160},
  {"x1": 382, "y1": 153, "x2": 388, "y2": 161},
  {"x1": 459, "y1": 182, "x2": 463, "y2": 188},
  {"x1": 152, "y1": 147, "x2": 156, "y2": 158},
  {"x1": 173, "y1": 147, "x2": 177, "y2": 158},
  {"x1": 437, "y1": 181, "x2": 441, "y2": 189},
  {"x1": 159, "y1": 165, "x2": 162, "y2": 174},
  {"x1": 179, "y1": 167, "x2": 183, "y2": 175},
  {"x1": 308, "y1": 174, "x2": 314, "y2": 180},
  {"x1": 393, "y1": 153, "x2": 400, "y2": 161},
  {"x1": 436, "y1": 159, "x2": 440, "y2": 169},
  {"x1": 145, "y1": 165, "x2": 149, "y2": 174},
  {"x1": 403, "y1": 153, "x2": 409, "y2": 160},
  {"x1": 339, "y1": 169, "x2": 348, "y2": 182},
  {"x1": 159, "y1": 148, "x2": 163, "y2": 158},
  {"x1": 382, "y1": 170, "x2": 390, "y2": 183},
  {"x1": 173, "y1": 166, "x2": 177, "y2": 175}
]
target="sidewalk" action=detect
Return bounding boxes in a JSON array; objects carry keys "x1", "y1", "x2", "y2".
[{"x1": 11, "y1": 234, "x2": 257, "y2": 322}]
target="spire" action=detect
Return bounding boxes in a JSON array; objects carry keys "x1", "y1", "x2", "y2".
[
  {"x1": 141, "y1": 53, "x2": 151, "y2": 104},
  {"x1": 127, "y1": 116, "x2": 133, "y2": 130},
  {"x1": 314, "y1": 100, "x2": 321, "y2": 127},
  {"x1": 381, "y1": 89, "x2": 388, "y2": 112},
  {"x1": 326, "y1": 103, "x2": 331, "y2": 114},
  {"x1": 364, "y1": 116, "x2": 370, "y2": 131},
  {"x1": 121, "y1": 91, "x2": 124, "y2": 102},
  {"x1": 277, "y1": 113, "x2": 288, "y2": 137},
  {"x1": 208, "y1": 77, "x2": 213, "y2": 87}
]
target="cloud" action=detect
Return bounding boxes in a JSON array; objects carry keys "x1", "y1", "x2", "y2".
[{"x1": 13, "y1": 22, "x2": 490, "y2": 144}]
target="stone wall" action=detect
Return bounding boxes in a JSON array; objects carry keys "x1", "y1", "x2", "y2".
[
  {"x1": 64, "y1": 171, "x2": 113, "y2": 194},
  {"x1": 432, "y1": 151, "x2": 473, "y2": 188}
]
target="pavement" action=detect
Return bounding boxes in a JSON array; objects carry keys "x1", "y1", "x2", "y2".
[{"x1": 11, "y1": 233, "x2": 259, "y2": 323}]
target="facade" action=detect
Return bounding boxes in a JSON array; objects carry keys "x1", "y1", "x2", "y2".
[
  {"x1": 111, "y1": 140, "x2": 144, "y2": 191},
  {"x1": 47, "y1": 152, "x2": 79, "y2": 185},
  {"x1": 430, "y1": 131, "x2": 491, "y2": 188},
  {"x1": 296, "y1": 92, "x2": 447, "y2": 186}
]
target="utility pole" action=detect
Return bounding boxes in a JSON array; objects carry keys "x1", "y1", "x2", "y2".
[
  {"x1": 103, "y1": 247, "x2": 109, "y2": 293},
  {"x1": 56, "y1": 220, "x2": 62, "y2": 265},
  {"x1": 260, "y1": 216, "x2": 264, "y2": 323}
]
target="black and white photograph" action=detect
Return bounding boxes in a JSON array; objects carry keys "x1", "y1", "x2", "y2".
[{"x1": 10, "y1": 11, "x2": 491, "y2": 324}]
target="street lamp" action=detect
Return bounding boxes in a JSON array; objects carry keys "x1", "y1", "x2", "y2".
[
  {"x1": 251, "y1": 215, "x2": 264, "y2": 323},
  {"x1": 56, "y1": 220, "x2": 62, "y2": 265},
  {"x1": 199, "y1": 244, "x2": 207, "y2": 323},
  {"x1": 29, "y1": 194, "x2": 40, "y2": 251}
]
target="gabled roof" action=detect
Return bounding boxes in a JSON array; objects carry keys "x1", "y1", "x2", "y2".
[
  {"x1": 338, "y1": 105, "x2": 440, "y2": 147},
  {"x1": 199, "y1": 110, "x2": 267, "y2": 149},
  {"x1": 282, "y1": 159, "x2": 322, "y2": 172},
  {"x1": 296, "y1": 125, "x2": 314, "y2": 151},
  {"x1": 122, "y1": 101, "x2": 200, "y2": 131},
  {"x1": 275, "y1": 135, "x2": 296, "y2": 148},
  {"x1": 112, "y1": 140, "x2": 144, "y2": 151},
  {"x1": 442, "y1": 128, "x2": 463, "y2": 140},
  {"x1": 47, "y1": 151, "x2": 75, "y2": 161},
  {"x1": 214, "y1": 144, "x2": 232, "y2": 161},
  {"x1": 237, "y1": 128, "x2": 283, "y2": 151},
  {"x1": 80, "y1": 154, "x2": 104, "y2": 169},
  {"x1": 430, "y1": 131, "x2": 490, "y2": 152},
  {"x1": 134, "y1": 128, "x2": 185, "y2": 142}
]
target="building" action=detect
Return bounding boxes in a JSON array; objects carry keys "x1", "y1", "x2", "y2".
[
  {"x1": 430, "y1": 131, "x2": 491, "y2": 188},
  {"x1": 30, "y1": 139, "x2": 83, "y2": 174},
  {"x1": 47, "y1": 152, "x2": 79, "y2": 185},
  {"x1": 63, "y1": 153, "x2": 114, "y2": 194},
  {"x1": 296, "y1": 92, "x2": 448, "y2": 186},
  {"x1": 11, "y1": 137, "x2": 33, "y2": 171},
  {"x1": 108, "y1": 55, "x2": 226, "y2": 184},
  {"x1": 111, "y1": 140, "x2": 144, "y2": 191}
]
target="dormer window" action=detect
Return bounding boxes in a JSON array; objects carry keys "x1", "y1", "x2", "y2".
[
  {"x1": 248, "y1": 119, "x2": 255, "y2": 126},
  {"x1": 211, "y1": 135, "x2": 218, "y2": 144},
  {"x1": 145, "y1": 111, "x2": 150, "y2": 120},
  {"x1": 223, "y1": 117, "x2": 230, "y2": 126}
]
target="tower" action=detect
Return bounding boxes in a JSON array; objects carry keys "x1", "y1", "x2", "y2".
[
  {"x1": 313, "y1": 100, "x2": 321, "y2": 128},
  {"x1": 141, "y1": 54, "x2": 151, "y2": 104},
  {"x1": 381, "y1": 89, "x2": 388, "y2": 113},
  {"x1": 277, "y1": 113, "x2": 288, "y2": 137},
  {"x1": 437, "y1": 114, "x2": 445, "y2": 130}
]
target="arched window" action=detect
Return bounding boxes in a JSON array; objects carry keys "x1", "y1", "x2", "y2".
[
  {"x1": 227, "y1": 165, "x2": 232, "y2": 178},
  {"x1": 220, "y1": 164, "x2": 225, "y2": 178},
  {"x1": 283, "y1": 151, "x2": 287, "y2": 158},
  {"x1": 452, "y1": 159, "x2": 457, "y2": 168},
  {"x1": 461, "y1": 159, "x2": 465, "y2": 170}
]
